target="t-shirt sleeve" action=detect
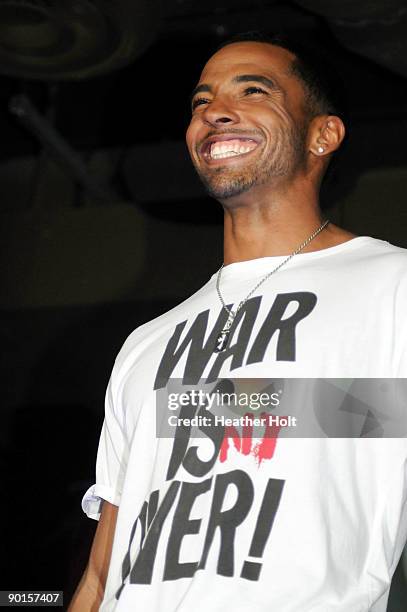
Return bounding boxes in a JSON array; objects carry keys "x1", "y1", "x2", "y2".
[{"x1": 81, "y1": 366, "x2": 129, "y2": 521}]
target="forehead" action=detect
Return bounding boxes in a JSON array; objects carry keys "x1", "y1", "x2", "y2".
[{"x1": 199, "y1": 41, "x2": 298, "y2": 88}]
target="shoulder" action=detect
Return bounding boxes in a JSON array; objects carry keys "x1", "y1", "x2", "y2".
[
  {"x1": 362, "y1": 237, "x2": 407, "y2": 256},
  {"x1": 364, "y1": 238, "x2": 407, "y2": 318},
  {"x1": 112, "y1": 275, "x2": 216, "y2": 374},
  {"x1": 354, "y1": 237, "x2": 407, "y2": 272}
]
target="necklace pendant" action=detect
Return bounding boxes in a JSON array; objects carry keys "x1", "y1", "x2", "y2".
[
  {"x1": 214, "y1": 329, "x2": 230, "y2": 353},
  {"x1": 214, "y1": 312, "x2": 235, "y2": 353}
]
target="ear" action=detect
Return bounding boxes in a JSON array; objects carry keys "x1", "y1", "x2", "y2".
[{"x1": 309, "y1": 115, "x2": 346, "y2": 157}]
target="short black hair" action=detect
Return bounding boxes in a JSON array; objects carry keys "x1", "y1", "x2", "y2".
[{"x1": 216, "y1": 31, "x2": 348, "y2": 123}]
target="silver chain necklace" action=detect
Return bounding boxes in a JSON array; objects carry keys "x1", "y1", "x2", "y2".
[{"x1": 214, "y1": 219, "x2": 329, "y2": 353}]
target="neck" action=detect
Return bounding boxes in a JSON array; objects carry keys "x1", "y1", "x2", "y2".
[{"x1": 221, "y1": 180, "x2": 353, "y2": 264}]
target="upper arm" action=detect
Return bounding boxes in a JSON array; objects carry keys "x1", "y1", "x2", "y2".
[{"x1": 69, "y1": 500, "x2": 119, "y2": 611}]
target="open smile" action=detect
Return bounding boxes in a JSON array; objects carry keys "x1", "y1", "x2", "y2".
[{"x1": 200, "y1": 136, "x2": 260, "y2": 164}]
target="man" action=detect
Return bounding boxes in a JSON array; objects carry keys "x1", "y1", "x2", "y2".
[{"x1": 70, "y1": 34, "x2": 407, "y2": 611}]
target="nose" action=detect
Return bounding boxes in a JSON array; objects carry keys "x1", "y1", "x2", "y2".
[{"x1": 201, "y1": 97, "x2": 240, "y2": 128}]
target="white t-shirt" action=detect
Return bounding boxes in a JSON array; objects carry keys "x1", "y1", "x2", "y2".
[{"x1": 83, "y1": 236, "x2": 407, "y2": 612}]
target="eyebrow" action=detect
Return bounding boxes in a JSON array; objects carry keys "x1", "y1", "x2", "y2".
[
  {"x1": 190, "y1": 73, "x2": 277, "y2": 103},
  {"x1": 190, "y1": 83, "x2": 212, "y2": 102},
  {"x1": 233, "y1": 74, "x2": 276, "y2": 89}
]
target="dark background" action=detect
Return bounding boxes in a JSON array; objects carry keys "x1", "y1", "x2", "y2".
[{"x1": 1, "y1": 0, "x2": 407, "y2": 609}]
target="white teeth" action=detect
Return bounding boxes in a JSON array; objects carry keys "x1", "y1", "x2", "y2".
[
  {"x1": 209, "y1": 139, "x2": 257, "y2": 159},
  {"x1": 212, "y1": 151, "x2": 240, "y2": 159}
]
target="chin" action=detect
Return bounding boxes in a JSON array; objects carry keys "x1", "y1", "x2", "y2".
[
  {"x1": 201, "y1": 170, "x2": 257, "y2": 201},
  {"x1": 206, "y1": 180, "x2": 255, "y2": 201}
]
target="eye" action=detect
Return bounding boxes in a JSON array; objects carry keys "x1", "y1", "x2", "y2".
[
  {"x1": 244, "y1": 86, "x2": 267, "y2": 95},
  {"x1": 191, "y1": 97, "x2": 210, "y2": 111}
]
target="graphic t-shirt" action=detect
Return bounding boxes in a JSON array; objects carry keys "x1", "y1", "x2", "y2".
[{"x1": 83, "y1": 237, "x2": 407, "y2": 612}]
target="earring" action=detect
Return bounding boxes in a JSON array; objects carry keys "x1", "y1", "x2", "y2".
[{"x1": 317, "y1": 146, "x2": 325, "y2": 154}]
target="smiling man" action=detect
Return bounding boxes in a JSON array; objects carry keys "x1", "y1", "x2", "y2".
[{"x1": 70, "y1": 34, "x2": 407, "y2": 612}]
